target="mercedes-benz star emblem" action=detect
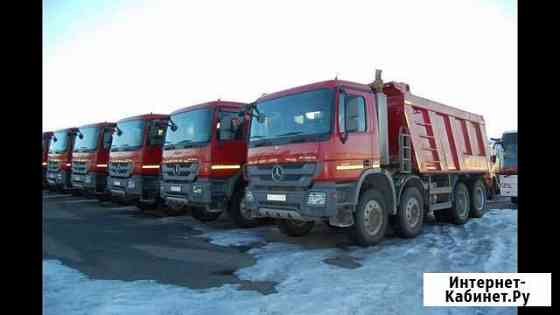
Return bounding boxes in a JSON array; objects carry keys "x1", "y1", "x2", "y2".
[{"x1": 271, "y1": 165, "x2": 284, "y2": 182}]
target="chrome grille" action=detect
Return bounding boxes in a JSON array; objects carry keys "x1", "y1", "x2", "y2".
[
  {"x1": 161, "y1": 162, "x2": 199, "y2": 182},
  {"x1": 108, "y1": 161, "x2": 133, "y2": 178},
  {"x1": 48, "y1": 160, "x2": 60, "y2": 172},
  {"x1": 72, "y1": 161, "x2": 88, "y2": 174}
]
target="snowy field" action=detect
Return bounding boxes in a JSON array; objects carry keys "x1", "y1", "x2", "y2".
[{"x1": 44, "y1": 208, "x2": 517, "y2": 315}]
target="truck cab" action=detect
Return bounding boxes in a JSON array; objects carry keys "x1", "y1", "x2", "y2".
[
  {"x1": 42, "y1": 131, "x2": 54, "y2": 187},
  {"x1": 244, "y1": 71, "x2": 491, "y2": 246},
  {"x1": 160, "y1": 101, "x2": 259, "y2": 227},
  {"x1": 70, "y1": 122, "x2": 116, "y2": 197},
  {"x1": 46, "y1": 127, "x2": 78, "y2": 191},
  {"x1": 107, "y1": 114, "x2": 169, "y2": 210},
  {"x1": 494, "y1": 131, "x2": 517, "y2": 203}
]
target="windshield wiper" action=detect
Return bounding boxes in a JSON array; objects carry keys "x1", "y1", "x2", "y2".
[{"x1": 275, "y1": 131, "x2": 304, "y2": 137}]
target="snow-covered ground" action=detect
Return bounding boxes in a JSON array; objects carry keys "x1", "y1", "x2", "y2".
[{"x1": 44, "y1": 208, "x2": 517, "y2": 315}]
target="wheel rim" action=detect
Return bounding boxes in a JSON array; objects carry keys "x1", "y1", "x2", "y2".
[
  {"x1": 473, "y1": 186, "x2": 485, "y2": 210},
  {"x1": 405, "y1": 197, "x2": 421, "y2": 228},
  {"x1": 363, "y1": 200, "x2": 383, "y2": 236},
  {"x1": 456, "y1": 187, "x2": 469, "y2": 218}
]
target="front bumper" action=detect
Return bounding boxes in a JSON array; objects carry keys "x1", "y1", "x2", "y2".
[
  {"x1": 46, "y1": 170, "x2": 72, "y2": 190},
  {"x1": 107, "y1": 175, "x2": 160, "y2": 202},
  {"x1": 245, "y1": 182, "x2": 355, "y2": 220},
  {"x1": 160, "y1": 178, "x2": 227, "y2": 210},
  {"x1": 71, "y1": 172, "x2": 107, "y2": 194}
]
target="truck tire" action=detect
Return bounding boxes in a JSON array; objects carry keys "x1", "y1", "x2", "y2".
[
  {"x1": 349, "y1": 189, "x2": 388, "y2": 246},
  {"x1": 278, "y1": 220, "x2": 314, "y2": 237},
  {"x1": 227, "y1": 188, "x2": 261, "y2": 228},
  {"x1": 191, "y1": 207, "x2": 221, "y2": 222},
  {"x1": 391, "y1": 186, "x2": 424, "y2": 238},
  {"x1": 450, "y1": 182, "x2": 470, "y2": 225},
  {"x1": 469, "y1": 179, "x2": 487, "y2": 218}
]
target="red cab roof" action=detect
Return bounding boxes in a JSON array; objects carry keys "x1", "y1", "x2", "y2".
[
  {"x1": 170, "y1": 100, "x2": 247, "y2": 116},
  {"x1": 117, "y1": 113, "x2": 169, "y2": 123}
]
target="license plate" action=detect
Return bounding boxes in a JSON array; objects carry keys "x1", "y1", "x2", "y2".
[
  {"x1": 267, "y1": 194, "x2": 286, "y2": 202},
  {"x1": 48, "y1": 173, "x2": 56, "y2": 179},
  {"x1": 113, "y1": 180, "x2": 121, "y2": 186},
  {"x1": 170, "y1": 185, "x2": 181, "y2": 192}
]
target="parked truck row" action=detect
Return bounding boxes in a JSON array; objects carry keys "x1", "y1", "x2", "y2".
[{"x1": 44, "y1": 70, "x2": 512, "y2": 246}]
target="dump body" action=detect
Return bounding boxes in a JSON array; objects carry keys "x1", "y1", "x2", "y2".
[
  {"x1": 384, "y1": 82, "x2": 490, "y2": 174},
  {"x1": 107, "y1": 114, "x2": 169, "y2": 204},
  {"x1": 47, "y1": 127, "x2": 78, "y2": 190},
  {"x1": 71, "y1": 122, "x2": 116, "y2": 194},
  {"x1": 160, "y1": 101, "x2": 248, "y2": 212}
]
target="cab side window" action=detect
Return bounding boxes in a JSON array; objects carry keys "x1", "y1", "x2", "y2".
[
  {"x1": 102, "y1": 129, "x2": 113, "y2": 150},
  {"x1": 217, "y1": 111, "x2": 243, "y2": 141},
  {"x1": 339, "y1": 94, "x2": 367, "y2": 133}
]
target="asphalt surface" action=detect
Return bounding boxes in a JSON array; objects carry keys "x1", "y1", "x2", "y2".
[{"x1": 43, "y1": 190, "x2": 516, "y2": 294}]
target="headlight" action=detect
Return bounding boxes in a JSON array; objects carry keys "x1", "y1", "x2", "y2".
[
  {"x1": 307, "y1": 192, "x2": 326, "y2": 206},
  {"x1": 128, "y1": 180, "x2": 135, "y2": 189},
  {"x1": 245, "y1": 190, "x2": 255, "y2": 203},
  {"x1": 192, "y1": 184, "x2": 203, "y2": 195}
]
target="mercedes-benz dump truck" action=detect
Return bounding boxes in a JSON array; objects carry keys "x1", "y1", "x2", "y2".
[
  {"x1": 493, "y1": 131, "x2": 517, "y2": 204},
  {"x1": 71, "y1": 122, "x2": 116, "y2": 198},
  {"x1": 46, "y1": 127, "x2": 78, "y2": 192},
  {"x1": 160, "y1": 101, "x2": 261, "y2": 227},
  {"x1": 244, "y1": 70, "x2": 491, "y2": 246},
  {"x1": 42, "y1": 131, "x2": 53, "y2": 188},
  {"x1": 107, "y1": 114, "x2": 169, "y2": 210}
]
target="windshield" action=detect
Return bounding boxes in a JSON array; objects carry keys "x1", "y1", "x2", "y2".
[
  {"x1": 502, "y1": 132, "x2": 517, "y2": 170},
  {"x1": 73, "y1": 127, "x2": 100, "y2": 152},
  {"x1": 111, "y1": 120, "x2": 145, "y2": 152},
  {"x1": 164, "y1": 109, "x2": 213, "y2": 150},
  {"x1": 249, "y1": 88, "x2": 335, "y2": 146},
  {"x1": 49, "y1": 131, "x2": 70, "y2": 154}
]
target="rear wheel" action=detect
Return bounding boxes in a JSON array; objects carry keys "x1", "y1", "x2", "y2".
[
  {"x1": 191, "y1": 207, "x2": 221, "y2": 222},
  {"x1": 469, "y1": 179, "x2": 487, "y2": 218},
  {"x1": 392, "y1": 186, "x2": 424, "y2": 238},
  {"x1": 227, "y1": 188, "x2": 261, "y2": 228},
  {"x1": 349, "y1": 189, "x2": 388, "y2": 246},
  {"x1": 278, "y1": 220, "x2": 314, "y2": 237}
]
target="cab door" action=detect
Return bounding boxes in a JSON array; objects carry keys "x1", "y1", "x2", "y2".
[
  {"x1": 328, "y1": 88, "x2": 379, "y2": 180},
  {"x1": 211, "y1": 107, "x2": 247, "y2": 178}
]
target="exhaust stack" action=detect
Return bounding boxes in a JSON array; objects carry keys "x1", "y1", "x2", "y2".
[{"x1": 370, "y1": 69, "x2": 390, "y2": 166}]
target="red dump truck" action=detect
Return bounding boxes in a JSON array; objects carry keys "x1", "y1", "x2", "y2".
[
  {"x1": 107, "y1": 114, "x2": 169, "y2": 210},
  {"x1": 46, "y1": 127, "x2": 78, "y2": 192},
  {"x1": 71, "y1": 122, "x2": 116, "y2": 197},
  {"x1": 244, "y1": 70, "x2": 491, "y2": 246},
  {"x1": 43, "y1": 131, "x2": 54, "y2": 187},
  {"x1": 160, "y1": 101, "x2": 260, "y2": 226}
]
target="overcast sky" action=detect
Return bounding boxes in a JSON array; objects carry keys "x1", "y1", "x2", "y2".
[{"x1": 43, "y1": 0, "x2": 517, "y2": 138}]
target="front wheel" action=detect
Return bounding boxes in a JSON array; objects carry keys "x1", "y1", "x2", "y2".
[
  {"x1": 349, "y1": 189, "x2": 388, "y2": 246},
  {"x1": 278, "y1": 220, "x2": 314, "y2": 237},
  {"x1": 450, "y1": 182, "x2": 470, "y2": 225},
  {"x1": 227, "y1": 189, "x2": 261, "y2": 228},
  {"x1": 191, "y1": 207, "x2": 221, "y2": 222},
  {"x1": 469, "y1": 179, "x2": 487, "y2": 218},
  {"x1": 391, "y1": 186, "x2": 424, "y2": 238}
]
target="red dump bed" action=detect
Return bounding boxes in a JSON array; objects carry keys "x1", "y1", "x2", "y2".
[{"x1": 384, "y1": 82, "x2": 490, "y2": 174}]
